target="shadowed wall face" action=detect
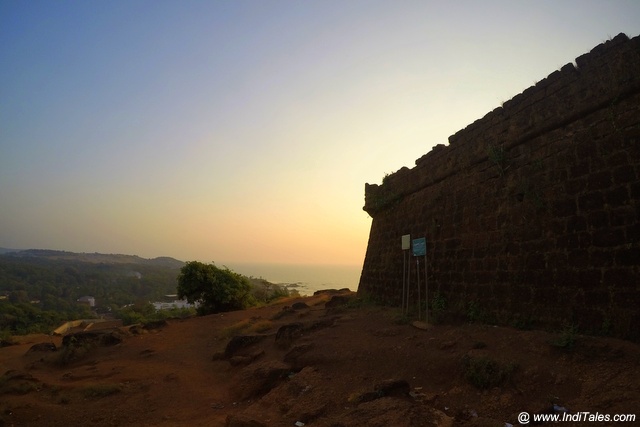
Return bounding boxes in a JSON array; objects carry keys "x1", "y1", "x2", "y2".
[{"x1": 359, "y1": 34, "x2": 640, "y2": 341}]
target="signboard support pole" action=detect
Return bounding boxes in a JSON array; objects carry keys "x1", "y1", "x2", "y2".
[
  {"x1": 402, "y1": 250, "x2": 407, "y2": 313},
  {"x1": 416, "y1": 258, "x2": 421, "y2": 321},
  {"x1": 406, "y1": 262, "x2": 411, "y2": 315},
  {"x1": 424, "y1": 253, "x2": 428, "y2": 324},
  {"x1": 410, "y1": 237, "x2": 427, "y2": 321},
  {"x1": 401, "y1": 235, "x2": 411, "y2": 316}
]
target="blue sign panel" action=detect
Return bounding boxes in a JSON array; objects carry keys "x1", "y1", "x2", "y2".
[{"x1": 412, "y1": 237, "x2": 426, "y2": 256}]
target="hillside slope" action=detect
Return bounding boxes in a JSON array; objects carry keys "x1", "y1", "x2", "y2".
[{"x1": 1, "y1": 291, "x2": 638, "y2": 426}]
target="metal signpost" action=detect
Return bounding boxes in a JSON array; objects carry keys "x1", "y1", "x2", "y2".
[
  {"x1": 424, "y1": 243, "x2": 428, "y2": 325},
  {"x1": 401, "y1": 235, "x2": 429, "y2": 324},
  {"x1": 412, "y1": 238, "x2": 426, "y2": 321},
  {"x1": 401, "y1": 235, "x2": 411, "y2": 315}
]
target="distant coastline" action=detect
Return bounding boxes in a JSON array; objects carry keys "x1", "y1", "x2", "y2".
[
  {"x1": 0, "y1": 248, "x2": 362, "y2": 295},
  {"x1": 222, "y1": 262, "x2": 361, "y2": 295}
]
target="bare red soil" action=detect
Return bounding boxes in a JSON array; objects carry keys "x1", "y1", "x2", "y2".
[{"x1": 1, "y1": 291, "x2": 639, "y2": 427}]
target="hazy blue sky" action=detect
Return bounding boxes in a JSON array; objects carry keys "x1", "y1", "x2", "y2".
[{"x1": 1, "y1": 1, "x2": 639, "y2": 265}]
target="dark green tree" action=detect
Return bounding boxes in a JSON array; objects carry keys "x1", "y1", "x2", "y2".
[{"x1": 176, "y1": 261, "x2": 255, "y2": 315}]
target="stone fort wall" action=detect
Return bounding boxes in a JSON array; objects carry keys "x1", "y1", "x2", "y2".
[{"x1": 358, "y1": 34, "x2": 640, "y2": 341}]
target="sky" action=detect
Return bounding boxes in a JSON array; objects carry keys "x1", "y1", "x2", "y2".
[{"x1": 1, "y1": 1, "x2": 639, "y2": 266}]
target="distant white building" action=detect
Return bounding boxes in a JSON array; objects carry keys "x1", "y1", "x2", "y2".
[
  {"x1": 77, "y1": 296, "x2": 96, "y2": 307},
  {"x1": 152, "y1": 299, "x2": 195, "y2": 311}
]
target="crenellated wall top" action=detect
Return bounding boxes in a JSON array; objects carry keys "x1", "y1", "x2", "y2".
[{"x1": 364, "y1": 33, "x2": 640, "y2": 215}]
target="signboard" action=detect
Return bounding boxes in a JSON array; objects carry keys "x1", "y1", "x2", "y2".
[
  {"x1": 401, "y1": 234, "x2": 411, "y2": 250},
  {"x1": 412, "y1": 237, "x2": 426, "y2": 257}
]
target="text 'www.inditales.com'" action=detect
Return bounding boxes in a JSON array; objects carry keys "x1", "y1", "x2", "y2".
[{"x1": 517, "y1": 411, "x2": 636, "y2": 424}]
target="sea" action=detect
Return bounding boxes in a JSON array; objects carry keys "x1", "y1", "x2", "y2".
[{"x1": 222, "y1": 263, "x2": 362, "y2": 296}]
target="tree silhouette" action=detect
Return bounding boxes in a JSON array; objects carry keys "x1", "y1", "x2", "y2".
[{"x1": 177, "y1": 261, "x2": 255, "y2": 315}]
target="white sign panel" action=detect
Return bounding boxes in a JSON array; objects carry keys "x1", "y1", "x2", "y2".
[{"x1": 401, "y1": 234, "x2": 411, "y2": 250}]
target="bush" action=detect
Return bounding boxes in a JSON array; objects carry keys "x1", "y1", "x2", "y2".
[
  {"x1": 81, "y1": 383, "x2": 121, "y2": 398},
  {"x1": 220, "y1": 319, "x2": 253, "y2": 338},
  {"x1": 462, "y1": 355, "x2": 517, "y2": 389},
  {"x1": 249, "y1": 320, "x2": 273, "y2": 333},
  {"x1": 115, "y1": 303, "x2": 195, "y2": 326},
  {"x1": 177, "y1": 262, "x2": 256, "y2": 315},
  {"x1": 549, "y1": 323, "x2": 579, "y2": 350},
  {"x1": 52, "y1": 341, "x2": 94, "y2": 366},
  {"x1": 249, "y1": 279, "x2": 300, "y2": 304},
  {"x1": 0, "y1": 329, "x2": 15, "y2": 347}
]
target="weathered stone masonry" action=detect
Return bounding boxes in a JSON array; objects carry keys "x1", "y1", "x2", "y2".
[{"x1": 358, "y1": 34, "x2": 640, "y2": 341}]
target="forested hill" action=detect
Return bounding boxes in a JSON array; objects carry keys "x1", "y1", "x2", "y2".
[
  {"x1": 2, "y1": 249, "x2": 184, "y2": 268},
  {"x1": 0, "y1": 250, "x2": 185, "y2": 335}
]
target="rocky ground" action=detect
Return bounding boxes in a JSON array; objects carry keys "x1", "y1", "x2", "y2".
[{"x1": 1, "y1": 290, "x2": 639, "y2": 427}]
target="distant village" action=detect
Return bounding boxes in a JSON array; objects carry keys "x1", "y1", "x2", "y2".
[
  {"x1": 0, "y1": 287, "x2": 196, "y2": 312},
  {"x1": 46, "y1": 294, "x2": 197, "y2": 336},
  {"x1": 75, "y1": 294, "x2": 196, "y2": 311}
]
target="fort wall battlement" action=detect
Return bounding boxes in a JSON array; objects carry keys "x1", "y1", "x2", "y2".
[{"x1": 359, "y1": 33, "x2": 640, "y2": 340}]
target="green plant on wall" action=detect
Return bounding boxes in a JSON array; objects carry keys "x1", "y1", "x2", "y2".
[
  {"x1": 430, "y1": 292, "x2": 446, "y2": 323},
  {"x1": 533, "y1": 158, "x2": 544, "y2": 171},
  {"x1": 516, "y1": 179, "x2": 545, "y2": 211},
  {"x1": 467, "y1": 300, "x2": 483, "y2": 322},
  {"x1": 488, "y1": 144, "x2": 509, "y2": 176},
  {"x1": 607, "y1": 94, "x2": 622, "y2": 135},
  {"x1": 366, "y1": 187, "x2": 402, "y2": 215},
  {"x1": 601, "y1": 317, "x2": 612, "y2": 336},
  {"x1": 530, "y1": 190, "x2": 544, "y2": 210}
]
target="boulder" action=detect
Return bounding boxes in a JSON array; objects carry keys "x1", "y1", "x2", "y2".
[
  {"x1": 284, "y1": 343, "x2": 314, "y2": 364},
  {"x1": 325, "y1": 294, "x2": 356, "y2": 308},
  {"x1": 229, "y1": 350, "x2": 265, "y2": 366},
  {"x1": 338, "y1": 397, "x2": 453, "y2": 426},
  {"x1": 351, "y1": 379, "x2": 411, "y2": 404},
  {"x1": 272, "y1": 305, "x2": 295, "y2": 320},
  {"x1": 374, "y1": 379, "x2": 411, "y2": 398},
  {"x1": 223, "y1": 335, "x2": 266, "y2": 359},
  {"x1": 283, "y1": 343, "x2": 317, "y2": 370},
  {"x1": 142, "y1": 319, "x2": 167, "y2": 330},
  {"x1": 291, "y1": 302, "x2": 309, "y2": 310},
  {"x1": 1, "y1": 370, "x2": 39, "y2": 395},
  {"x1": 225, "y1": 414, "x2": 268, "y2": 427},
  {"x1": 62, "y1": 331, "x2": 122, "y2": 348},
  {"x1": 231, "y1": 360, "x2": 291, "y2": 400},
  {"x1": 307, "y1": 316, "x2": 338, "y2": 331},
  {"x1": 2, "y1": 370, "x2": 35, "y2": 381},
  {"x1": 27, "y1": 342, "x2": 57, "y2": 353},
  {"x1": 275, "y1": 323, "x2": 304, "y2": 348},
  {"x1": 313, "y1": 288, "x2": 350, "y2": 296},
  {"x1": 297, "y1": 402, "x2": 328, "y2": 424},
  {"x1": 0, "y1": 336, "x2": 15, "y2": 347},
  {"x1": 128, "y1": 325, "x2": 145, "y2": 335}
]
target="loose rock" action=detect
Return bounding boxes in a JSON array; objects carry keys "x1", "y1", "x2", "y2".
[
  {"x1": 275, "y1": 323, "x2": 304, "y2": 348},
  {"x1": 291, "y1": 302, "x2": 310, "y2": 310},
  {"x1": 224, "y1": 335, "x2": 266, "y2": 359},
  {"x1": 62, "y1": 331, "x2": 123, "y2": 347},
  {"x1": 27, "y1": 342, "x2": 57, "y2": 353}
]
